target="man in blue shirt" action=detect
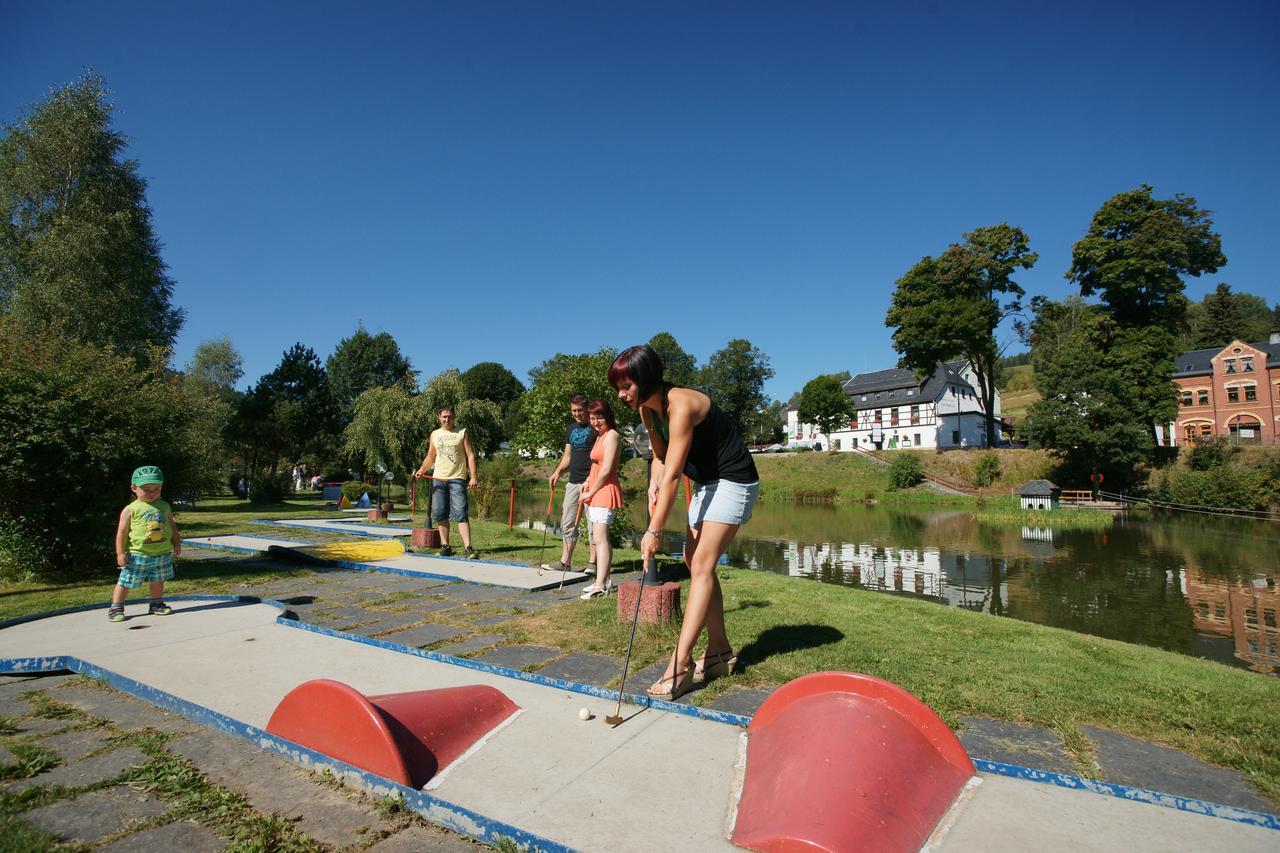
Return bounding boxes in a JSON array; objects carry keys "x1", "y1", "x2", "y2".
[{"x1": 544, "y1": 394, "x2": 596, "y2": 573}]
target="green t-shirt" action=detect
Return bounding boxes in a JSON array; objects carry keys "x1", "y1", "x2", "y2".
[{"x1": 127, "y1": 499, "x2": 173, "y2": 555}]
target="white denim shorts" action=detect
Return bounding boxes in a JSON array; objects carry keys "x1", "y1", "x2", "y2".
[
  {"x1": 688, "y1": 479, "x2": 759, "y2": 528},
  {"x1": 587, "y1": 505, "x2": 615, "y2": 525}
]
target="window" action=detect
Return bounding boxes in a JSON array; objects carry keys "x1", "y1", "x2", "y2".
[
  {"x1": 1199, "y1": 423, "x2": 1212, "y2": 438},
  {"x1": 875, "y1": 392, "x2": 881, "y2": 400},
  {"x1": 910, "y1": 405, "x2": 920, "y2": 425},
  {"x1": 1245, "y1": 385, "x2": 1257, "y2": 402},
  {"x1": 833, "y1": 439, "x2": 841, "y2": 451},
  {"x1": 1265, "y1": 609, "x2": 1276, "y2": 629},
  {"x1": 1246, "y1": 608, "x2": 1259, "y2": 628},
  {"x1": 907, "y1": 388, "x2": 916, "y2": 396},
  {"x1": 1225, "y1": 359, "x2": 1237, "y2": 373},
  {"x1": 1198, "y1": 390, "x2": 1209, "y2": 406},
  {"x1": 873, "y1": 410, "x2": 882, "y2": 423},
  {"x1": 1184, "y1": 424, "x2": 1198, "y2": 442},
  {"x1": 914, "y1": 433, "x2": 921, "y2": 446},
  {"x1": 1181, "y1": 391, "x2": 1193, "y2": 406},
  {"x1": 888, "y1": 390, "x2": 896, "y2": 398},
  {"x1": 1243, "y1": 357, "x2": 1254, "y2": 372},
  {"x1": 861, "y1": 395, "x2": 867, "y2": 401},
  {"x1": 890, "y1": 410, "x2": 899, "y2": 427},
  {"x1": 952, "y1": 430, "x2": 960, "y2": 445},
  {"x1": 1227, "y1": 386, "x2": 1239, "y2": 403},
  {"x1": 1197, "y1": 601, "x2": 1209, "y2": 617}
]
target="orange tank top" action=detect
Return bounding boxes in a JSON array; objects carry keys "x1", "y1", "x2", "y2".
[{"x1": 586, "y1": 431, "x2": 623, "y2": 509}]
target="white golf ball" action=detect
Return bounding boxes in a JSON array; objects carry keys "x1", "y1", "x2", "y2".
[{"x1": 578, "y1": 707, "x2": 591, "y2": 721}]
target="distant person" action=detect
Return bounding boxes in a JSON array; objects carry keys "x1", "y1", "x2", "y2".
[
  {"x1": 110, "y1": 466, "x2": 182, "y2": 622},
  {"x1": 544, "y1": 394, "x2": 597, "y2": 575},
  {"x1": 610, "y1": 344, "x2": 758, "y2": 701},
  {"x1": 237, "y1": 475, "x2": 248, "y2": 499},
  {"x1": 416, "y1": 405, "x2": 479, "y2": 559},
  {"x1": 578, "y1": 399, "x2": 622, "y2": 599}
]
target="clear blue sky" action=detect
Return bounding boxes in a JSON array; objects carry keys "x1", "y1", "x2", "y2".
[{"x1": 4, "y1": 1, "x2": 1278, "y2": 400}]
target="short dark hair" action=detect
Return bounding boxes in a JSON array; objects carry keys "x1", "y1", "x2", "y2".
[
  {"x1": 569, "y1": 394, "x2": 587, "y2": 406},
  {"x1": 609, "y1": 345, "x2": 665, "y2": 400},
  {"x1": 587, "y1": 399, "x2": 618, "y2": 430},
  {"x1": 438, "y1": 405, "x2": 454, "y2": 416}
]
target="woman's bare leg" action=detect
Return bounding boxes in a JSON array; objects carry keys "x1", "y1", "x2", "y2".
[{"x1": 653, "y1": 521, "x2": 739, "y2": 688}]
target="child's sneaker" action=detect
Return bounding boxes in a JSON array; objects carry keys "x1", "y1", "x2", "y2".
[
  {"x1": 148, "y1": 602, "x2": 173, "y2": 616},
  {"x1": 463, "y1": 547, "x2": 479, "y2": 560},
  {"x1": 108, "y1": 605, "x2": 125, "y2": 622},
  {"x1": 438, "y1": 545, "x2": 454, "y2": 557}
]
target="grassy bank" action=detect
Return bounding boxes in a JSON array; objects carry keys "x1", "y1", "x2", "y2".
[{"x1": 504, "y1": 567, "x2": 1280, "y2": 805}]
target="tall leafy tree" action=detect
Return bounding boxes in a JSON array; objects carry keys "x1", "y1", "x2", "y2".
[
  {"x1": 1067, "y1": 184, "x2": 1225, "y2": 330},
  {"x1": 698, "y1": 339, "x2": 775, "y2": 438},
  {"x1": 185, "y1": 337, "x2": 243, "y2": 393},
  {"x1": 343, "y1": 385, "x2": 435, "y2": 485},
  {"x1": 0, "y1": 73, "x2": 182, "y2": 358},
  {"x1": 231, "y1": 344, "x2": 339, "y2": 473},
  {"x1": 1188, "y1": 283, "x2": 1274, "y2": 349},
  {"x1": 886, "y1": 224, "x2": 1037, "y2": 448},
  {"x1": 325, "y1": 326, "x2": 414, "y2": 415},
  {"x1": 647, "y1": 332, "x2": 698, "y2": 388},
  {"x1": 419, "y1": 368, "x2": 504, "y2": 458},
  {"x1": 513, "y1": 349, "x2": 638, "y2": 455},
  {"x1": 796, "y1": 374, "x2": 855, "y2": 449}
]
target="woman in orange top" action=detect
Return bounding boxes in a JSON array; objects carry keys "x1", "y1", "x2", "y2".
[{"x1": 578, "y1": 399, "x2": 622, "y2": 599}]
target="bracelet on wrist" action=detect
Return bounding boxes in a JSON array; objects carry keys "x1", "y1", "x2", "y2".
[{"x1": 645, "y1": 529, "x2": 660, "y2": 537}]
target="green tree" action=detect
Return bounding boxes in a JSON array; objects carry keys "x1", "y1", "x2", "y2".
[
  {"x1": 185, "y1": 337, "x2": 243, "y2": 393},
  {"x1": 1024, "y1": 299, "x2": 1160, "y2": 486},
  {"x1": 698, "y1": 339, "x2": 775, "y2": 438},
  {"x1": 0, "y1": 73, "x2": 182, "y2": 358},
  {"x1": 744, "y1": 399, "x2": 786, "y2": 445},
  {"x1": 343, "y1": 385, "x2": 436, "y2": 486},
  {"x1": 1188, "y1": 283, "x2": 1274, "y2": 349},
  {"x1": 796, "y1": 374, "x2": 854, "y2": 449},
  {"x1": 1067, "y1": 184, "x2": 1226, "y2": 330},
  {"x1": 647, "y1": 332, "x2": 698, "y2": 388},
  {"x1": 230, "y1": 344, "x2": 339, "y2": 475},
  {"x1": 460, "y1": 360, "x2": 525, "y2": 447},
  {"x1": 513, "y1": 349, "x2": 638, "y2": 455},
  {"x1": 0, "y1": 320, "x2": 221, "y2": 578},
  {"x1": 421, "y1": 368, "x2": 504, "y2": 458},
  {"x1": 887, "y1": 223, "x2": 1037, "y2": 448},
  {"x1": 325, "y1": 326, "x2": 414, "y2": 415}
]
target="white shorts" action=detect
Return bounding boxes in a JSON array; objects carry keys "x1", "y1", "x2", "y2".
[
  {"x1": 688, "y1": 479, "x2": 759, "y2": 528},
  {"x1": 587, "y1": 505, "x2": 615, "y2": 525}
]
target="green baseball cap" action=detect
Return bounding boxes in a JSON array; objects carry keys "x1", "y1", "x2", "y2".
[{"x1": 131, "y1": 465, "x2": 164, "y2": 486}]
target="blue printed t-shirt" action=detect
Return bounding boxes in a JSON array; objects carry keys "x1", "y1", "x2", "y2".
[{"x1": 566, "y1": 423, "x2": 597, "y2": 484}]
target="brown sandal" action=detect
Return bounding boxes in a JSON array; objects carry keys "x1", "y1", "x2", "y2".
[
  {"x1": 693, "y1": 649, "x2": 737, "y2": 684},
  {"x1": 646, "y1": 668, "x2": 695, "y2": 701}
]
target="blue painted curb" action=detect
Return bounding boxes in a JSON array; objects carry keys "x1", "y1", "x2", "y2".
[
  {"x1": 972, "y1": 759, "x2": 1280, "y2": 831},
  {"x1": 0, "y1": 653, "x2": 571, "y2": 852}
]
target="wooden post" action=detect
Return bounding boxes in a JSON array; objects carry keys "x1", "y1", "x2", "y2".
[{"x1": 508, "y1": 479, "x2": 516, "y2": 529}]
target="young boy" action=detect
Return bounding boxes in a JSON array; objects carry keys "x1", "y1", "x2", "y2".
[{"x1": 110, "y1": 465, "x2": 182, "y2": 622}]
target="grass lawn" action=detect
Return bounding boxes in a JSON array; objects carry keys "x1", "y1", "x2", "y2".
[{"x1": 504, "y1": 567, "x2": 1280, "y2": 806}]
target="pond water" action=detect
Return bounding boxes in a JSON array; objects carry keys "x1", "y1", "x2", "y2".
[{"x1": 508, "y1": 490, "x2": 1279, "y2": 676}]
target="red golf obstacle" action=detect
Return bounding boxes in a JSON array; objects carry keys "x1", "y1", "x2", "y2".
[
  {"x1": 731, "y1": 671, "x2": 975, "y2": 853},
  {"x1": 266, "y1": 679, "x2": 519, "y2": 788}
]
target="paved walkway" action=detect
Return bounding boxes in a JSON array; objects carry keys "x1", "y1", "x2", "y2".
[{"x1": 2, "y1": 551, "x2": 1276, "y2": 850}]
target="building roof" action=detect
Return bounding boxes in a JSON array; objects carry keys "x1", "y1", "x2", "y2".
[
  {"x1": 841, "y1": 361, "x2": 976, "y2": 411},
  {"x1": 1016, "y1": 479, "x2": 1060, "y2": 496},
  {"x1": 1173, "y1": 340, "x2": 1280, "y2": 378}
]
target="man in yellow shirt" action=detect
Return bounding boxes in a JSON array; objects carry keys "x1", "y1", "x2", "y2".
[{"x1": 416, "y1": 405, "x2": 480, "y2": 558}]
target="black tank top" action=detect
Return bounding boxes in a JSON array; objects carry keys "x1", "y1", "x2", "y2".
[{"x1": 654, "y1": 393, "x2": 758, "y2": 485}]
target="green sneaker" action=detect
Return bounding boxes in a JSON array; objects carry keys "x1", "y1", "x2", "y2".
[
  {"x1": 438, "y1": 545, "x2": 454, "y2": 557},
  {"x1": 148, "y1": 602, "x2": 173, "y2": 616},
  {"x1": 108, "y1": 606, "x2": 125, "y2": 623}
]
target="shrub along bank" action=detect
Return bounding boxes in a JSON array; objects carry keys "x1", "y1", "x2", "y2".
[{"x1": 1146, "y1": 444, "x2": 1280, "y2": 512}]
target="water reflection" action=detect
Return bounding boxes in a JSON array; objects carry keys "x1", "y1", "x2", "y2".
[{"x1": 508, "y1": 492, "x2": 1278, "y2": 675}]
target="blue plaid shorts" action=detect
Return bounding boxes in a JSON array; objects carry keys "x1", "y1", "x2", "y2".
[{"x1": 117, "y1": 552, "x2": 174, "y2": 588}]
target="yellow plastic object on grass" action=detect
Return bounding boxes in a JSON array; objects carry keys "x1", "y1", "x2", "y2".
[
  {"x1": 337, "y1": 494, "x2": 351, "y2": 509},
  {"x1": 267, "y1": 540, "x2": 404, "y2": 565}
]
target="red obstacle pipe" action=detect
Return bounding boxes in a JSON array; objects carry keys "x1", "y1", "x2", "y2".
[
  {"x1": 731, "y1": 671, "x2": 975, "y2": 853},
  {"x1": 508, "y1": 479, "x2": 515, "y2": 529},
  {"x1": 266, "y1": 679, "x2": 519, "y2": 788}
]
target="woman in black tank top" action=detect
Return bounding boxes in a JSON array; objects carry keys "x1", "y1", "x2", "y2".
[{"x1": 609, "y1": 344, "x2": 759, "y2": 701}]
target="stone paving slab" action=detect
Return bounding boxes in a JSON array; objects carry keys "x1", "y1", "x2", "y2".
[
  {"x1": 13, "y1": 716, "x2": 79, "y2": 736},
  {"x1": 321, "y1": 605, "x2": 376, "y2": 622},
  {"x1": 365, "y1": 824, "x2": 479, "y2": 852},
  {"x1": 379, "y1": 624, "x2": 465, "y2": 648},
  {"x1": 705, "y1": 687, "x2": 771, "y2": 717},
  {"x1": 537, "y1": 652, "x2": 624, "y2": 686},
  {"x1": 98, "y1": 820, "x2": 227, "y2": 852},
  {"x1": 474, "y1": 645, "x2": 561, "y2": 670},
  {"x1": 431, "y1": 634, "x2": 503, "y2": 657},
  {"x1": 36, "y1": 728, "x2": 114, "y2": 762},
  {"x1": 0, "y1": 673, "x2": 74, "y2": 694},
  {"x1": 359, "y1": 612, "x2": 427, "y2": 635},
  {"x1": 0, "y1": 691, "x2": 31, "y2": 717},
  {"x1": 170, "y1": 728, "x2": 388, "y2": 848},
  {"x1": 469, "y1": 614, "x2": 515, "y2": 627},
  {"x1": 403, "y1": 597, "x2": 464, "y2": 614},
  {"x1": 958, "y1": 716, "x2": 1076, "y2": 775},
  {"x1": 9, "y1": 746, "x2": 151, "y2": 793},
  {"x1": 0, "y1": 744, "x2": 14, "y2": 765},
  {"x1": 22, "y1": 786, "x2": 169, "y2": 844},
  {"x1": 1082, "y1": 725, "x2": 1274, "y2": 812},
  {"x1": 433, "y1": 583, "x2": 523, "y2": 603},
  {"x1": 51, "y1": 685, "x2": 198, "y2": 734}
]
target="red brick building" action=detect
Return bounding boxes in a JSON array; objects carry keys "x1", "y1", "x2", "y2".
[{"x1": 1171, "y1": 333, "x2": 1280, "y2": 446}]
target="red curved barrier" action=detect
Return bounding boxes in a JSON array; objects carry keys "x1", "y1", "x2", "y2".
[
  {"x1": 266, "y1": 679, "x2": 519, "y2": 788},
  {"x1": 732, "y1": 671, "x2": 974, "y2": 853}
]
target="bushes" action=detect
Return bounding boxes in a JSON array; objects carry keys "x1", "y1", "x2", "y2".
[
  {"x1": 973, "y1": 453, "x2": 1001, "y2": 487},
  {"x1": 341, "y1": 481, "x2": 377, "y2": 503},
  {"x1": 0, "y1": 326, "x2": 221, "y2": 579},
  {"x1": 249, "y1": 471, "x2": 292, "y2": 504},
  {"x1": 1154, "y1": 467, "x2": 1268, "y2": 512},
  {"x1": 888, "y1": 454, "x2": 924, "y2": 490},
  {"x1": 1185, "y1": 438, "x2": 1237, "y2": 471}
]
